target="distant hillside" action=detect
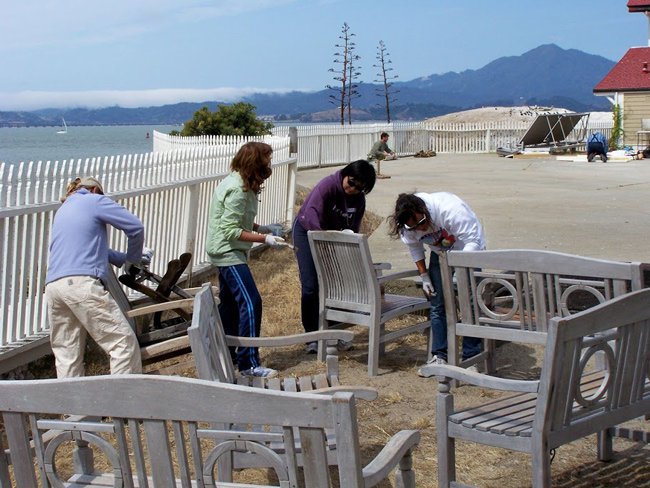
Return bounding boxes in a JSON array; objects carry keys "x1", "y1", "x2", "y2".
[
  {"x1": 0, "y1": 44, "x2": 616, "y2": 127},
  {"x1": 399, "y1": 44, "x2": 614, "y2": 110}
]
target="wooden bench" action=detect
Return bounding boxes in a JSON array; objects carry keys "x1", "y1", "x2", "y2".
[
  {"x1": 308, "y1": 230, "x2": 431, "y2": 376},
  {"x1": 0, "y1": 375, "x2": 419, "y2": 487},
  {"x1": 421, "y1": 288, "x2": 650, "y2": 488},
  {"x1": 438, "y1": 249, "x2": 645, "y2": 375}
]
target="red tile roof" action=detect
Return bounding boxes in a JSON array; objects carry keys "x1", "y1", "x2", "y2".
[
  {"x1": 628, "y1": 0, "x2": 650, "y2": 12},
  {"x1": 594, "y1": 47, "x2": 650, "y2": 92}
]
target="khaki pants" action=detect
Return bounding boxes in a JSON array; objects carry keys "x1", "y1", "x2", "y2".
[{"x1": 46, "y1": 276, "x2": 142, "y2": 377}]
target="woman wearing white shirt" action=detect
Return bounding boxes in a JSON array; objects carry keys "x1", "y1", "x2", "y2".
[{"x1": 388, "y1": 192, "x2": 485, "y2": 371}]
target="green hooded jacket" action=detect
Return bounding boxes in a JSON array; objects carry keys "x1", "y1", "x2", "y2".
[{"x1": 206, "y1": 172, "x2": 259, "y2": 267}]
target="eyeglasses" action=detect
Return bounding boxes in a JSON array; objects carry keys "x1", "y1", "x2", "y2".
[
  {"x1": 403, "y1": 216, "x2": 427, "y2": 231},
  {"x1": 347, "y1": 178, "x2": 365, "y2": 192}
]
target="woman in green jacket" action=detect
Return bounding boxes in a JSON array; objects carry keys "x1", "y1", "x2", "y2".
[{"x1": 206, "y1": 142, "x2": 286, "y2": 378}]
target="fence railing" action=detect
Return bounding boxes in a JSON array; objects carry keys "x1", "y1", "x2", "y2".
[
  {"x1": 154, "y1": 119, "x2": 615, "y2": 170},
  {"x1": 0, "y1": 138, "x2": 296, "y2": 369}
]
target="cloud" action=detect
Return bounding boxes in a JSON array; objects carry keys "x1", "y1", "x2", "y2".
[
  {"x1": 0, "y1": 88, "x2": 304, "y2": 111},
  {"x1": 0, "y1": 0, "x2": 296, "y2": 52}
]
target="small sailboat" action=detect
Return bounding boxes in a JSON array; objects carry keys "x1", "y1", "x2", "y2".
[{"x1": 56, "y1": 117, "x2": 68, "y2": 134}]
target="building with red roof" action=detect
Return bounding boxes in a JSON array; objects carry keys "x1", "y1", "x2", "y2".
[
  {"x1": 628, "y1": 0, "x2": 650, "y2": 13},
  {"x1": 593, "y1": 2, "x2": 650, "y2": 146}
]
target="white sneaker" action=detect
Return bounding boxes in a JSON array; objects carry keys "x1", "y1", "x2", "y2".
[
  {"x1": 466, "y1": 364, "x2": 479, "y2": 373},
  {"x1": 305, "y1": 342, "x2": 318, "y2": 354},
  {"x1": 337, "y1": 339, "x2": 354, "y2": 351},
  {"x1": 418, "y1": 355, "x2": 446, "y2": 377},
  {"x1": 240, "y1": 366, "x2": 278, "y2": 378}
]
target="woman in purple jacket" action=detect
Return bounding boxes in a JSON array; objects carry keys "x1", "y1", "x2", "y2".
[{"x1": 292, "y1": 160, "x2": 376, "y2": 353}]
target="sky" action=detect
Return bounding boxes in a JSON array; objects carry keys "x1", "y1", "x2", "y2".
[{"x1": 1, "y1": 0, "x2": 649, "y2": 111}]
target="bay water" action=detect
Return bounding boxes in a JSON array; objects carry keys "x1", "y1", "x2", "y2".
[{"x1": 0, "y1": 125, "x2": 181, "y2": 165}]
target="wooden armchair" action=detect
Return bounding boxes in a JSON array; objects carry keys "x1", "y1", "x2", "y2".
[
  {"x1": 308, "y1": 230, "x2": 431, "y2": 376},
  {"x1": 187, "y1": 283, "x2": 378, "y2": 478},
  {"x1": 188, "y1": 283, "x2": 378, "y2": 401},
  {"x1": 421, "y1": 288, "x2": 650, "y2": 488},
  {"x1": 0, "y1": 375, "x2": 419, "y2": 488},
  {"x1": 437, "y1": 249, "x2": 645, "y2": 375}
]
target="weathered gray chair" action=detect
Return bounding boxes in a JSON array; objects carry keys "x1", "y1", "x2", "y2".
[
  {"x1": 0, "y1": 375, "x2": 419, "y2": 488},
  {"x1": 437, "y1": 249, "x2": 645, "y2": 375},
  {"x1": 308, "y1": 230, "x2": 431, "y2": 376},
  {"x1": 423, "y1": 288, "x2": 650, "y2": 488},
  {"x1": 188, "y1": 282, "x2": 378, "y2": 400}
]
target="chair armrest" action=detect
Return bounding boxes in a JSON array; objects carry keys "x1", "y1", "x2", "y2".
[
  {"x1": 225, "y1": 330, "x2": 355, "y2": 348},
  {"x1": 362, "y1": 429, "x2": 421, "y2": 487},
  {"x1": 125, "y1": 298, "x2": 195, "y2": 317},
  {"x1": 176, "y1": 286, "x2": 218, "y2": 297},
  {"x1": 420, "y1": 364, "x2": 540, "y2": 393},
  {"x1": 376, "y1": 269, "x2": 419, "y2": 284},
  {"x1": 309, "y1": 385, "x2": 379, "y2": 402}
]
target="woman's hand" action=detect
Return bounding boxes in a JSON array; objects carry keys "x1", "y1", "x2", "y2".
[{"x1": 265, "y1": 235, "x2": 287, "y2": 248}]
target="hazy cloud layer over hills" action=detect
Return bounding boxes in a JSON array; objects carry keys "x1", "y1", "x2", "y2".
[{"x1": 0, "y1": 44, "x2": 615, "y2": 126}]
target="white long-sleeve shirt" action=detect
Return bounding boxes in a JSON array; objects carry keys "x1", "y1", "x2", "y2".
[{"x1": 400, "y1": 192, "x2": 485, "y2": 263}]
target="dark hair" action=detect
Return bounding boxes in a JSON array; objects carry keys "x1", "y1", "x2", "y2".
[
  {"x1": 340, "y1": 159, "x2": 376, "y2": 194},
  {"x1": 381, "y1": 132, "x2": 389, "y2": 139},
  {"x1": 231, "y1": 142, "x2": 273, "y2": 194},
  {"x1": 387, "y1": 193, "x2": 432, "y2": 239}
]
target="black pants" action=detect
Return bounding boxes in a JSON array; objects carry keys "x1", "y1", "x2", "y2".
[{"x1": 587, "y1": 141, "x2": 606, "y2": 161}]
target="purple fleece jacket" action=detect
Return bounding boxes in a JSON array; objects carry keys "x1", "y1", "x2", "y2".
[{"x1": 296, "y1": 169, "x2": 366, "y2": 231}]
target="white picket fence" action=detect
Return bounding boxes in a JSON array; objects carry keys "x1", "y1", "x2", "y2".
[
  {"x1": 154, "y1": 119, "x2": 615, "y2": 170},
  {"x1": 0, "y1": 137, "x2": 295, "y2": 372}
]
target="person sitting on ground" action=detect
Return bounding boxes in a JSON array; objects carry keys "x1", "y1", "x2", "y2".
[
  {"x1": 368, "y1": 132, "x2": 397, "y2": 161},
  {"x1": 388, "y1": 192, "x2": 485, "y2": 375},
  {"x1": 293, "y1": 159, "x2": 377, "y2": 354},
  {"x1": 45, "y1": 176, "x2": 145, "y2": 378},
  {"x1": 206, "y1": 141, "x2": 287, "y2": 379},
  {"x1": 586, "y1": 132, "x2": 609, "y2": 163}
]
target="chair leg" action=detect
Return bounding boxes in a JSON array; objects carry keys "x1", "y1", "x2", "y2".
[
  {"x1": 485, "y1": 338, "x2": 497, "y2": 375},
  {"x1": 437, "y1": 385, "x2": 456, "y2": 487},
  {"x1": 317, "y1": 316, "x2": 328, "y2": 362},
  {"x1": 531, "y1": 441, "x2": 551, "y2": 488},
  {"x1": 368, "y1": 323, "x2": 381, "y2": 376},
  {"x1": 598, "y1": 428, "x2": 613, "y2": 461}
]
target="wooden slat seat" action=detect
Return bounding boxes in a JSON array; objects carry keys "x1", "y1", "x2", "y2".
[
  {"x1": 308, "y1": 230, "x2": 431, "y2": 376},
  {"x1": 422, "y1": 289, "x2": 650, "y2": 488}
]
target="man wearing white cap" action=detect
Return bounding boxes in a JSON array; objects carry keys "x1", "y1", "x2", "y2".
[{"x1": 45, "y1": 176, "x2": 145, "y2": 377}]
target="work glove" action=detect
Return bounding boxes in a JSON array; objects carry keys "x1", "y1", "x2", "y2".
[
  {"x1": 123, "y1": 260, "x2": 141, "y2": 277},
  {"x1": 258, "y1": 223, "x2": 284, "y2": 235},
  {"x1": 141, "y1": 247, "x2": 154, "y2": 268},
  {"x1": 420, "y1": 272, "x2": 436, "y2": 298},
  {"x1": 265, "y1": 235, "x2": 287, "y2": 248}
]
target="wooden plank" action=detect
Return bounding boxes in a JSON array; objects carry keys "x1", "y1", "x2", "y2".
[
  {"x1": 3, "y1": 412, "x2": 38, "y2": 487},
  {"x1": 143, "y1": 420, "x2": 175, "y2": 486}
]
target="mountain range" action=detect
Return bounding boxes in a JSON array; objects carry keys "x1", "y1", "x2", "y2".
[{"x1": 0, "y1": 44, "x2": 616, "y2": 127}]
